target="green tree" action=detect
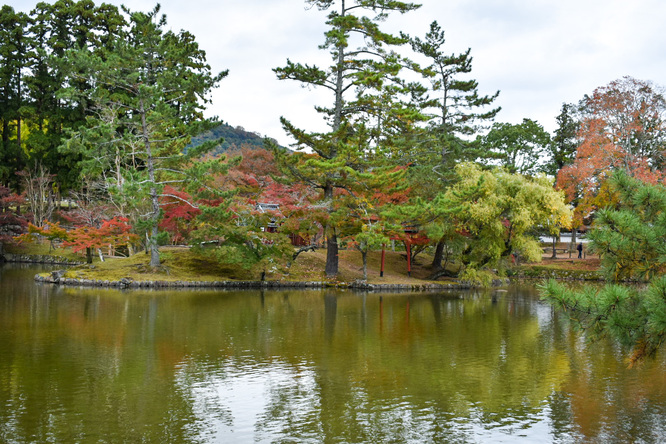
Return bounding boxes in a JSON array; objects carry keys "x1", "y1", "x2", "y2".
[
  {"x1": 0, "y1": 6, "x2": 31, "y2": 187},
  {"x1": 430, "y1": 162, "x2": 571, "y2": 283},
  {"x1": 21, "y1": 1, "x2": 126, "y2": 192},
  {"x1": 60, "y1": 4, "x2": 228, "y2": 267},
  {"x1": 406, "y1": 20, "x2": 500, "y2": 271},
  {"x1": 543, "y1": 102, "x2": 580, "y2": 176},
  {"x1": 479, "y1": 118, "x2": 552, "y2": 176},
  {"x1": 191, "y1": 199, "x2": 295, "y2": 281},
  {"x1": 408, "y1": 20, "x2": 500, "y2": 172},
  {"x1": 541, "y1": 170, "x2": 666, "y2": 365},
  {"x1": 273, "y1": 0, "x2": 420, "y2": 277}
]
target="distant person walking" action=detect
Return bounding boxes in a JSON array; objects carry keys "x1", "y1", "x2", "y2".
[{"x1": 577, "y1": 242, "x2": 583, "y2": 259}]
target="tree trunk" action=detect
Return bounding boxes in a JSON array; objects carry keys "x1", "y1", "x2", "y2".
[
  {"x1": 431, "y1": 239, "x2": 445, "y2": 270},
  {"x1": 325, "y1": 230, "x2": 338, "y2": 277},
  {"x1": 149, "y1": 223, "x2": 160, "y2": 267},
  {"x1": 551, "y1": 235, "x2": 557, "y2": 259},
  {"x1": 362, "y1": 250, "x2": 368, "y2": 281},
  {"x1": 139, "y1": 96, "x2": 161, "y2": 268},
  {"x1": 324, "y1": 182, "x2": 338, "y2": 277}
]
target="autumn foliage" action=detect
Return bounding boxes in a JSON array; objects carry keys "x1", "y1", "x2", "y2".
[
  {"x1": 20, "y1": 218, "x2": 138, "y2": 259},
  {"x1": 159, "y1": 186, "x2": 201, "y2": 244},
  {"x1": 557, "y1": 77, "x2": 666, "y2": 224},
  {"x1": 0, "y1": 186, "x2": 28, "y2": 242},
  {"x1": 63, "y1": 218, "x2": 138, "y2": 256}
]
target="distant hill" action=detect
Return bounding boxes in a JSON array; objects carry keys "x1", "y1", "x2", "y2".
[{"x1": 190, "y1": 122, "x2": 285, "y2": 155}]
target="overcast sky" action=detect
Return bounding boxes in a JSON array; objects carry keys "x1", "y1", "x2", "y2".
[{"x1": 10, "y1": 0, "x2": 666, "y2": 146}]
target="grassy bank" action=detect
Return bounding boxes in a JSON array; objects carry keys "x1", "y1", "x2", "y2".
[
  {"x1": 6, "y1": 242, "x2": 448, "y2": 286},
  {"x1": 5, "y1": 240, "x2": 605, "y2": 285}
]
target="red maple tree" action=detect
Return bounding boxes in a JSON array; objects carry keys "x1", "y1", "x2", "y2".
[
  {"x1": 0, "y1": 186, "x2": 28, "y2": 244},
  {"x1": 63, "y1": 217, "x2": 139, "y2": 261},
  {"x1": 557, "y1": 77, "x2": 666, "y2": 224},
  {"x1": 159, "y1": 185, "x2": 202, "y2": 244}
]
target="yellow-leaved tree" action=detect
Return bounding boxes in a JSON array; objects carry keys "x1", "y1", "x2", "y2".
[{"x1": 430, "y1": 162, "x2": 572, "y2": 283}]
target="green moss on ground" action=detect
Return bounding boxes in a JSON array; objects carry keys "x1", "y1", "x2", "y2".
[
  {"x1": 4, "y1": 241, "x2": 86, "y2": 263},
  {"x1": 23, "y1": 244, "x2": 448, "y2": 286},
  {"x1": 12, "y1": 239, "x2": 603, "y2": 285},
  {"x1": 59, "y1": 247, "x2": 254, "y2": 282}
]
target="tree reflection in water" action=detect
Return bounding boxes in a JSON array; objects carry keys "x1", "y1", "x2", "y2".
[{"x1": 1, "y1": 265, "x2": 665, "y2": 443}]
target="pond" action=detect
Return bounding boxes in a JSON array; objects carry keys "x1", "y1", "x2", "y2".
[{"x1": 1, "y1": 264, "x2": 665, "y2": 443}]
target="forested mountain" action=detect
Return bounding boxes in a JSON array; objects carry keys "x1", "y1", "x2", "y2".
[{"x1": 190, "y1": 122, "x2": 284, "y2": 155}]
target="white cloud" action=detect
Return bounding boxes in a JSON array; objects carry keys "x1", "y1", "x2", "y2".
[{"x1": 9, "y1": 0, "x2": 666, "y2": 145}]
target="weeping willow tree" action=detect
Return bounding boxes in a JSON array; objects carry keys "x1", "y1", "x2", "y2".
[{"x1": 541, "y1": 170, "x2": 666, "y2": 365}]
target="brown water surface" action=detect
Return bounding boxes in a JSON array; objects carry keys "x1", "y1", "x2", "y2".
[{"x1": 1, "y1": 264, "x2": 665, "y2": 443}]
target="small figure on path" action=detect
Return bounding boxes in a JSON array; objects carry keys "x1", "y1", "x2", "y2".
[{"x1": 577, "y1": 242, "x2": 583, "y2": 259}]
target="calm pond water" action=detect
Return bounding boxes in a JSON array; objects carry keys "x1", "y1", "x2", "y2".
[{"x1": 1, "y1": 264, "x2": 666, "y2": 443}]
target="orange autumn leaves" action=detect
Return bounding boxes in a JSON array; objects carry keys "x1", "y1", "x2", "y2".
[{"x1": 557, "y1": 77, "x2": 666, "y2": 225}]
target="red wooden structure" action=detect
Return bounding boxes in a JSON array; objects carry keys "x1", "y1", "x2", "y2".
[{"x1": 380, "y1": 225, "x2": 429, "y2": 277}]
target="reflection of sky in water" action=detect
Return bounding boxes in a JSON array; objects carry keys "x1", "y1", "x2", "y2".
[
  {"x1": 175, "y1": 357, "x2": 581, "y2": 443},
  {"x1": 177, "y1": 358, "x2": 321, "y2": 443}
]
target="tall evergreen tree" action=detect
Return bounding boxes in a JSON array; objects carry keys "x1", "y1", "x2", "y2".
[
  {"x1": 20, "y1": 0, "x2": 126, "y2": 192},
  {"x1": 405, "y1": 20, "x2": 500, "y2": 271},
  {"x1": 543, "y1": 102, "x2": 579, "y2": 176},
  {"x1": 274, "y1": 0, "x2": 420, "y2": 277},
  {"x1": 60, "y1": 4, "x2": 228, "y2": 267},
  {"x1": 0, "y1": 6, "x2": 31, "y2": 187},
  {"x1": 409, "y1": 20, "x2": 500, "y2": 171}
]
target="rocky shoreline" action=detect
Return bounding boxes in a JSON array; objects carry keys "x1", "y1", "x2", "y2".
[
  {"x1": 34, "y1": 269, "x2": 496, "y2": 291},
  {"x1": 0, "y1": 253, "x2": 84, "y2": 266},
  {"x1": 6, "y1": 252, "x2": 607, "y2": 292}
]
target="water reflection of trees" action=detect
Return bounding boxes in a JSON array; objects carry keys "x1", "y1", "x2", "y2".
[{"x1": 1, "y1": 276, "x2": 666, "y2": 442}]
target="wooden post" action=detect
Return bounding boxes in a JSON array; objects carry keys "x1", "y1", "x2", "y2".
[
  {"x1": 380, "y1": 245, "x2": 386, "y2": 277},
  {"x1": 406, "y1": 242, "x2": 412, "y2": 277}
]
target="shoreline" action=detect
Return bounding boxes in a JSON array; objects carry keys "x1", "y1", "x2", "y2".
[
  {"x1": 34, "y1": 271, "x2": 493, "y2": 291},
  {"x1": 0, "y1": 252, "x2": 84, "y2": 266},
  {"x1": 4, "y1": 252, "x2": 608, "y2": 292}
]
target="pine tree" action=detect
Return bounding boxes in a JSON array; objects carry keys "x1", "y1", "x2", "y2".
[
  {"x1": 409, "y1": 20, "x2": 500, "y2": 170},
  {"x1": 541, "y1": 170, "x2": 666, "y2": 365},
  {"x1": 407, "y1": 20, "x2": 500, "y2": 271},
  {"x1": 21, "y1": 1, "x2": 126, "y2": 192},
  {"x1": 59, "y1": 4, "x2": 228, "y2": 267},
  {"x1": 274, "y1": 0, "x2": 420, "y2": 277},
  {"x1": 543, "y1": 102, "x2": 579, "y2": 176}
]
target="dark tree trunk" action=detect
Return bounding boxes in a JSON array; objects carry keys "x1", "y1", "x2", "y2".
[
  {"x1": 431, "y1": 239, "x2": 445, "y2": 270},
  {"x1": 551, "y1": 235, "x2": 557, "y2": 259},
  {"x1": 325, "y1": 231, "x2": 338, "y2": 277},
  {"x1": 361, "y1": 249, "x2": 368, "y2": 281},
  {"x1": 324, "y1": 182, "x2": 338, "y2": 277}
]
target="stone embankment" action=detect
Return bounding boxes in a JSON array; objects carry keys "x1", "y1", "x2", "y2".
[
  {"x1": 35, "y1": 270, "x2": 509, "y2": 291},
  {"x1": 1, "y1": 253, "x2": 84, "y2": 266}
]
